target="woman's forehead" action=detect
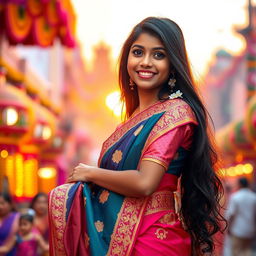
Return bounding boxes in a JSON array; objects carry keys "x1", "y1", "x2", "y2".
[{"x1": 131, "y1": 32, "x2": 164, "y2": 49}]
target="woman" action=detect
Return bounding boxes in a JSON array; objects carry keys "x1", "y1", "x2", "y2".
[
  {"x1": 30, "y1": 193, "x2": 49, "y2": 241},
  {"x1": 49, "y1": 17, "x2": 225, "y2": 256},
  {"x1": 0, "y1": 193, "x2": 19, "y2": 256},
  {"x1": 30, "y1": 193, "x2": 49, "y2": 256}
]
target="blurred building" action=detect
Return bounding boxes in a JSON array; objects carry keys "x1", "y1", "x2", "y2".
[
  {"x1": 0, "y1": 0, "x2": 87, "y2": 201},
  {"x1": 202, "y1": 0, "x2": 256, "y2": 187}
]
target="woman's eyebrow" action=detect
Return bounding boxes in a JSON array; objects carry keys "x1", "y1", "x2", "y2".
[{"x1": 131, "y1": 44, "x2": 166, "y2": 51}]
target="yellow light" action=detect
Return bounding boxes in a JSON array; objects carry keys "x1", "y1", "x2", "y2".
[
  {"x1": 15, "y1": 154, "x2": 24, "y2": 197},
  {"x1": 5, "y1": 155, "x2": 14, "y2": 194},
  {"x1": 38, "y1": 167, "x2": 56, "y2": 179},
  {"x1": 235, "y1": 164, "x2": 244, "y2": 175},
  {"x1": 24, "y1": 159, "x2": 38, "y2": 197},
  {"x1": 105, "y1": 91, "x2": 124, "y2": 117},
  {"x1": 227, "y1": 167, "x2": 236, "y2": 177},
  {"x1": 42, "y1": 126, "x2": 52, "y2": 140},
  {"x1": 3, "y1": 107, "x2": 18, "y2": 126},
  {"x1": 0, "y1": 150, "x2": 8, "y2": 158},
  {"x1": 243, "y1": 163, "x2": 253, "y2": 174}
]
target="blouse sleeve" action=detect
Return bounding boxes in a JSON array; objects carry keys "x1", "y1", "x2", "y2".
[{"x1": 141, "y1": 123, "x2": 195, "y2": 170}]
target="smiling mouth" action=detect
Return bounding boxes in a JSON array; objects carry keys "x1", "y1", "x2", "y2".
[{"x1": 137, "y1": 71, "x2": 155, "y2": 79}]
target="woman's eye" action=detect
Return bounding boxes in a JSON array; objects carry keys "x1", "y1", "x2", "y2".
[
  {"x1": 154, "y1": 52, "x2": 165, "y2": 59},
  {"x1": 132, "y1": 49, "x2": 143, "y2": 56}
]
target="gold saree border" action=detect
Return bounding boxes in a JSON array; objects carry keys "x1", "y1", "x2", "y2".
[
  {"x1": 49, "y1": 183, "x2": 73, "y2": 256},
  {"x1": 144, "y1": 190, "x2": 174, "y2": 216},
  {"x1": 98, "y1": 99, "x2": 185, "y2": 165},
  {"x1": 141, "y1": 157, "x2": 169, "y2": 170},
  {"x1": 140, "y1": 100, "x2": 198, "y2": 158},
  {"x1": 106, "y1": 197, "x2": 149, "y2": 256},
  {"x1": 107, "y1": 191, "x2": 175, "y2": 255}
]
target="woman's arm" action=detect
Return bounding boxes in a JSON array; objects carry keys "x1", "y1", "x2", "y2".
[
  {"x1": 67, "y1": 160, "x2": 165, "y2": 197},
  {"x1": 0, "y1": 236, "x2": 16, "y2": 253}
]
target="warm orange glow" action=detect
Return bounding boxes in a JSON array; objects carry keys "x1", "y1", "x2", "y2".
[
  {"x1": 219, "y1": 163, "x2": 254, "y2": 177},
  {"x1": 38, "y1": 167, "x2": 57, "y2": 194},
  {"x1": 235, "y1": 164, "x2": 244, "y2": 175},
  {"x1": 38, "y1": 167, "x2": 56, "y2": 179},
  {"x1": 42, "y1": 125, "x2": 52, "y2": 140},
  {"x1": 24, "y1": 159, "x2": 38, "y2": 197},
  {"x1": 73, "y1": 0, "x2": 247, "y2": 76},
  {"x1": 105, "y1": 91, "x2": 124, "y2": 117},
  {"x1": 0, "y1": 150, "x2": 8, "y2": 158},
  {"x1": 3, "y1": 107, "x2": 18, "y2": 126},
  {"x1": 15, "y1": 154, "x2": 24, "y2": 197},
  {"x1": 235, "y1": 153, "x2": 244, "y2": 163},
  {"x1": 5, "y1": 155, "x2": 15, "y2": 194},
  {"x1": 244, "y1": 163, "x2": 253, "y2": 174}
]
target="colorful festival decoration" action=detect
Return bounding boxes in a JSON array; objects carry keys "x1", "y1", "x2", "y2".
[
  {"x1": 0, "y1": 0, "x2": 76, "y2": 47},
  {"x1": 0, "y1": 65, "x2": 60, "y2": 198},
  {"x1": 217, "y1": 94, "x2": 256, "y2": 166}
]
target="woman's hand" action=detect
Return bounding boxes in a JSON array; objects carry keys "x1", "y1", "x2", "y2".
[{"x1": 67, "y1": 163, "x2": 93, "y2": 183}]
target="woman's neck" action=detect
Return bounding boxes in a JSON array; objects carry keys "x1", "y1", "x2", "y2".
[{"x1": 137, "y1": 89, "x2": 159, "y2": 113}]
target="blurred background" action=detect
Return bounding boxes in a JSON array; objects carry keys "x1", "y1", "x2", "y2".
[{"x1": 0, "y1": 0, "x2": 256, "y2": 255}]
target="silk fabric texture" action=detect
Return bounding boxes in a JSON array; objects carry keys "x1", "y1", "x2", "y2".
[{"x1": 48, "y1": 98, "x2": 197, "y2": 256}]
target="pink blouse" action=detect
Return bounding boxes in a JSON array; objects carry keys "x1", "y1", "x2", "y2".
[{"x1": 141, "y1": 123, "x2": 195, "y2": 170}]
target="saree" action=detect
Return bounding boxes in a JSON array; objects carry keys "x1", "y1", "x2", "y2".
[
  {"x1": 49, "y1": 98, "x2": 197, "y2": 256},
  {"x1": 0, "y1": 212, "x2": 19, "y2": 256}
]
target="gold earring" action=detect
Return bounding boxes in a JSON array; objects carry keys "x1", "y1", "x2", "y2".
[
  {"x1": 129, "y1": 78, "x2": 135, "y2": 90},
  {"x1": 168, "y1": 73, "x2": 176, "y2": 92}
]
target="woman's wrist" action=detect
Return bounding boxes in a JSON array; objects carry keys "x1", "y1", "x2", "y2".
[{"x1": 86, "y1": 166, "x2": 98, "y2": 182}]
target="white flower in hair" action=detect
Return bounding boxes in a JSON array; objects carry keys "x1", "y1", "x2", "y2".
[{"x1": 168, "y1": 90, "x2": 183, "y2": 99}]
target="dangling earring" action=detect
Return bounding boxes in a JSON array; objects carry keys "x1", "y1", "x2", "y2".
[
  {"x1": 129, "y1": 78, "x2": 135, "y2": 90},
  {"x1": 168, "y1": 72, "x2": 176, "y2": 92},
  {"x1": 168, "y1": 72, "x2": 183, "y2": 99}
]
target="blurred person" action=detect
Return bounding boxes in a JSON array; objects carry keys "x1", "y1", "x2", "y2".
[
  {"x1": 30, "y1": 193, "x2": 49, "y2": 256},
  {"x1": 49, "y1": 17, "x2": 225, "y2": 256},
  {"x1": 222, "y1": 183, "x2": 233, "y2": 256},
  {"x1": 0, "y1": 211, "x2": 49, "y2": 256},
  {"x1": 226, "y1": 177, "x2": 256, "y2": 256},
  {"x1": 30, "y1": 193, "x2": 49, "y2": 241},
  {"x1": 0, "y1": 193, "x2": 19, "y2": 256}
]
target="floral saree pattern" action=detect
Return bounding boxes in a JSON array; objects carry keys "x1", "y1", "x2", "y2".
[{"x1": 49, "y1": 98, "x2": 197, "y2": 256}]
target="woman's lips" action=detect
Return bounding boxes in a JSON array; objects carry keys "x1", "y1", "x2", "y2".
[{"x1": 137, "y1": 71, "x2": 155, "y2": 79}]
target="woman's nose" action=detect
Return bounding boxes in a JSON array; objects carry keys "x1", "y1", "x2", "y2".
[{"x1": 140, "y1": 54, "x2": 152, "y2": 67}]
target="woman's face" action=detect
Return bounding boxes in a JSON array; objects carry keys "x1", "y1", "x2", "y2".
[
  {"x1": 33, "y1": 195, "x2": 48, "y2": 216},
  {"x1": 127, "y1": 32, "x2": 170, "y2": 93},
  {"x1": 0, "y1": 196, "x2": 12, "y2": 217}
]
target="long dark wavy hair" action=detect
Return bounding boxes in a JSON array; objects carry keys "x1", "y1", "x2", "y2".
[{"x1": 118, "y1": 17, "x2": 226, "y2": 255}]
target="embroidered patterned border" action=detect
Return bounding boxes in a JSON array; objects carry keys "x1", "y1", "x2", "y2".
[
  {"x1": 49, "y1": 183, "x2": 72, "y2": 256},
  {"x1": 141, "y1": 157, "x2": 168, "y2": 170},
  {"x1": 141, "y1": 101, "x2": 198, "y2": 158},
  {"x1": 144, "y1": 190, "x2": 174, "y2": 216},
  {"x1": 107, "y1": 197, "x2": 149, "y2": 256},
  {"x1": 98, "y1": 99, "x2": 186, "y2": 165}
]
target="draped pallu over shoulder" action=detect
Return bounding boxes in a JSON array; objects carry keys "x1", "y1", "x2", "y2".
[{"x1": 48, "y1": 99, "x2": 197, "y2": 256}]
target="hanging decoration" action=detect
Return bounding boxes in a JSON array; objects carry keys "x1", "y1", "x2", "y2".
[{"x1": 0, "y1": 0, "x2": 76, "y2": 47}]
